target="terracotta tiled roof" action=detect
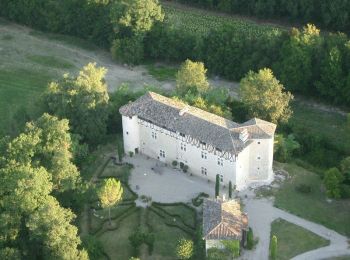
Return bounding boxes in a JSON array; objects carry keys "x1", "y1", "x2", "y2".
[
  {"x1": 119, "y1": 92, "x2": 276, "y2": 154},
  {"x1": 203, "y1": 198, "x2": 248, "y2": 240}
]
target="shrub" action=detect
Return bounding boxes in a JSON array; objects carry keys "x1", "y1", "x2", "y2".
[
  {"x1": 246, "y1": 227, "x2": 255, "y2": 250},
  {"x1": 176, "y1": 239, "x2": 194, "y2": 260},
  {"x1": 111, "y1": 35, "x2": 144, "y2": 65},
  {"x1": 221, "y1": 240, "x2": 240, "y2": 258},
  {"x1": 172, "y1": 160, "x2": 178, "y2": 167},
  {"x1": 129, "y1": 229, "x2": 144, "y2": 256},
  {"x1": 82, "y1": 235, "x2": 104, "y2": 259},
  {"x1": 180, "y1": 162, "x2": 185, "y2": 169},
  {"x1": 183, "y1": 165, "x2": 189, "y2": 173},
  {"x1": 270, "y1": 235, "x2": 277, "y2": 260},
  {"x1": 215, "y1": 174, "x2": 220, "y2": 197},
  {"x1": 129, "y1": 151, "x2": 134, "y2": 157},
  {"x1": 229, "y1": 181, "x2": 233, "y2": 199}
]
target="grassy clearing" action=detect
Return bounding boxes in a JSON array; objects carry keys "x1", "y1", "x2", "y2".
[
  {"x1": 290, "y1": 101, "x2": 349, "y2": 153},
  {"x1": 98, "y1": 210, "x2": 140, "y2": 260},
  {"x1": 270, "y1": 218, "x2": 329, "y2": 260},
  {"x1": 274, "y1": 162, "x2": 350, "y2": 237},
  {"x1": 26, "y1": 55, "x2": 74, "y2": 69},
  {"x1": 145, "y1": 64, "x2": 178, "y2": 81},
  {"x1": 0, "y1": 68, "x2": 53, "y2": 133},
  {"x1": 163, "y1": 4, "x2": 283, "y2": 37}
]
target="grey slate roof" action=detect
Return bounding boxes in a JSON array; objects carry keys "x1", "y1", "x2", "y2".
[
  {"x1": 119, "y1": 92, "x2": 276, "y2": 155},
  {"x1": 203, "y1": 198, "x2": 248, "y2": 240}
]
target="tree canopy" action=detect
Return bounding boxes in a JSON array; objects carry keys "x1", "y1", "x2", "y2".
[
  {"x1": 45, "y1": 63, "x2": 109, "y2": 145},
  {"x1": 239, "y1": 68, "x2": 294, "y2": 124},
  {"x1": 176, "y1": 59, "x2": 210, "y2": 95}
]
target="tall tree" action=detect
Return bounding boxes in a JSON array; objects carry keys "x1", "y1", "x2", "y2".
[
  {"x1": 215, "y1": 174, "x2": 220, "y2": 197},
  {"x1": 324, "y1": 167, "x2": 344, "y2": 199},
  {"x1": 110, "y1": 0, "x2": 164, "y2": 34},
  {"x1": 45, "y1": 63, "x2": 109, "y2": 145},
  {"x1": 97, "y1": 178, "x2": 123, "y2": 225},
  {"x1": 239, "y1": 68, "x2": 293, "y2": 124},
  {"x1": 176, "y1": 59, "x2": 210, "y2": 95},
  {"x1": 26, "y1": 197, "x2": 88, "y2": 260}
]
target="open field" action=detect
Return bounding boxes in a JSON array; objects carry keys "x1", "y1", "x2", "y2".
[
  {"x1": 163, "y1": 2, "x2": 284, "y2": 37},
  {"x1": 270, "y1": 218, "x2": 330, "y2": 260},
  {"x1": 274, "y1": 162, "x2": 350, "y2": 237}
]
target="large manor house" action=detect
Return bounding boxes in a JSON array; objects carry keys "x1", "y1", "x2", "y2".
[{"x1": 120, "y1": 92, "x2": 276, "y2": 190}]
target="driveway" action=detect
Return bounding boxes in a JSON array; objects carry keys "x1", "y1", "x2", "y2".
[{"x1": 124, "y1": 154, "x2": 350, "y2": 260}]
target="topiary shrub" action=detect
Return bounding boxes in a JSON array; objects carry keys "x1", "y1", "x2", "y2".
[
  {"x1": 172, "y1": 160, "x2": 178, "y2": 167},
  {"x1": 229, "y1": 181, "x2": 233, "y2": 198},
  {"x1": 270, "y1": 235, "x2": 277, "y2": 260},
  {"x1": 129, "y1": 151, "x2": 134, "y2": 157},
  {"x1": 246, "y1": 227, "x2": 255, "y2": 250},
  {"x1": 183, "y1": 165, "x2": 189, "y2": 173},
  {"x1": 180, "y1": 162, "x2": 185, "y2": 169}
]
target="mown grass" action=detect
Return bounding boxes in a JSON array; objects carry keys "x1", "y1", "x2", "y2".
[
  {"x1": 26, "y1": 55, "x2": 74, "y2": 69},
  {"x1": 146, "y1": 64, "x2": 178, "y2": 81},
  {"x1": 98, "y1": 210, "x2": 140, "y2": 260},
  {"x1": 0, "y1": 68, "x2": 53, "y2": 133},
  {"x1": 270, "y1": 218, "x2": 330, "y2": 260},
  {"x1": 274, "y1": 162, "x2": 350, "y2": 237}
]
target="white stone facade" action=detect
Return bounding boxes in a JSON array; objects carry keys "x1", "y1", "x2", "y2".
[{"x1": 121, "y1": 115, "x2": 274, "y2": 190}]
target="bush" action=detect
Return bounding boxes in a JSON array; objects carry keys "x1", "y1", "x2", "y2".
[
  {"x1": 180, "y1": 162, "x2": 185, "y2": 169},
  {"x1": 229, "y1": 181, "x2": 233, "y2": 199},
  {"x1": 270, "y1": 235, "x2": 277, "y2": 260},
  {"x1": 246, "y1": 228, "x2": 254, "y2": 250},
  {"x1": 82, "y1": 235, "x2": 105, "y2": 260},
  {"x1": 129, "y1": 151, "x2": 134, "y2": 157},
  {"x1": 215, "y1": 174, "x2": 220, "y2": 197},
  {"x1": 111, "y1": 35, "x2": 144, "y2": 65},
  {"x1": 176, "y1": 239, "x2": 194, "y2": 260},
  {"x1": 172, "y1": 160, "x2": 178, "y2": 167},
  {"x1": 183, "y1": 165, "x2": 189, "y2": 173}
]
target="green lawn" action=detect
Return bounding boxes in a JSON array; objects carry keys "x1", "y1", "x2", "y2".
[
  {"x1": 0, "y1": 68, "x2": 53, "y2": 133},
  {"x1": 145, "y1": 64, "x2": 178, "y2": 81},
  {"x1": 270, "y1": 218, "x2": 330, "y2": 260},
  {"x1": 274, "y1": 162, "x2": 350, "y2": 237},
  {"x1": 290, "y1": 101, "x2": 349, "y2": 153},
  {"x1": 98, "y1": 210, "x2": 140, "y2": 260},
  {"x1": 26, "y1": 55, "x2": 74, "y2": 69}
]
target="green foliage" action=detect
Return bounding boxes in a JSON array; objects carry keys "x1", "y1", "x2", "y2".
[
  {"x1": 222, "y1": 239, "x2": 240, "y2": 258},
  {"x1": 176, "y1": 238, "x2": 194, "y2": 260},
  {"x1": 111, "y1": 35, "x2": 144, "y2": 65},
  {"x1": 274, "y1": 134, "x2": 300, "y2": 162},
  {"x1": 183, "y1": 164, "x2": 189, "y2": 173},
  {"x1": 215, "y1": 174, "x2": 220, "y2": 197},
  {"x1": 229, "y1": 181, "x2": 233, "y2": 199},
  {"x1": 270, "y1": 235, "x2": 277, "y2": 260},
  {"x1": 172, "y1": 160, "x2": 178, "y2": 167},
  {"x1": 45, "y1": 63, "x2": 109, "y2": 146},
  {"x1": 207, "y1": 248, "x2": 230, "y2": 260},
  {"x1": 82, "y1": 235, "x2": 105, "y2": 260},
  {"x1": 111, "y1": 0, "x2": 164, "y2": 33},
  {"x1": 128, "y1": 229, "x2": 155, "y2": 257},
  {"x1": 27, "y1": 197, "x2": 88, "y2": 260},
  {"x1": 324, "y1": 167, "x2": 344, "y2": 199},
  {"x1": 192, "y1": 192, "x2": 209, "y2": 207},
  {"x1": 295, "y1": 184, "x2": 312, "y2": 194},
  {"x1": 246, "y1": 227, "x2": 254, "y2": 250},
  {"x1": 176, "y1": 59, "x2": 209, "y2": 95},
  {"x1": 240, "y1": 68, "x2": 294, "y2": 124}
]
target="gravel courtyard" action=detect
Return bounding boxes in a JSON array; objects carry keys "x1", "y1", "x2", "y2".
[{"x1": 124, "y1": 154, "x2": 224, "y2": 203}]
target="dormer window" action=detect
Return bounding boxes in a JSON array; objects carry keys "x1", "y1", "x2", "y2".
[
  {"x1": 152, "y1": 131, "x2": 157, "y2": 139},
  {"x1": 180, "y1": 133, "x2": 185, "y2": 137},
  {"x1": 181, "y1": 142, "x2": 186, "y2": 151},
  {"x1": 201, "y1": 151, "x2": 207, "y2": 159}
]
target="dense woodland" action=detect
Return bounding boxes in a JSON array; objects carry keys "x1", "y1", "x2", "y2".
[{"x1": 1, "y1": 0, "x2": 350, "y2": 106}]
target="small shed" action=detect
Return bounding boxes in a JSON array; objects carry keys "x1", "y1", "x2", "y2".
[{"x1": 202, "y1": 197, "x2": 248, "y2": 253}]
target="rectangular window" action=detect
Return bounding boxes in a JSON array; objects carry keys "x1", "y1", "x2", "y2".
[
  {"x1": 201, "y1": 151, "x2": 207, "y2": 159},
  {"x1": 201, "y1": 167, "x2": 207, "y2": 176},
  {"x1": 220, "y1": 174, "x2": 223, "y2": 182},
  {"x1": 152, "y1": 131, "x2": 157, "y2": 139},
  {"x1": 218, "y1": 158, "x2": 223, "y2": 166},
  {"x1": 159, "y1": 150, "x2": 165, "y2": 158},
  {"x1": 180, "y1": 133, "x2": 185, "y2": 137},
  {"x1": 181, "y1": 142, "x2": 186, "y2": 151}
]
